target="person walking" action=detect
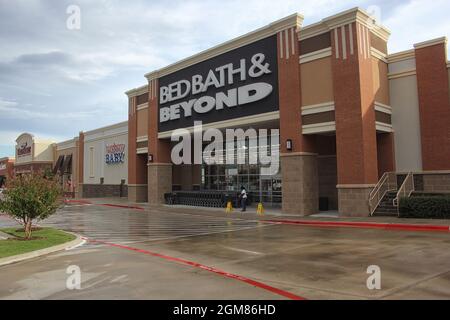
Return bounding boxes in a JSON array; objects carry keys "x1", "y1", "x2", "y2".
[{"x1": 240, "y1": 186, "x2": 247, "y2": 212}]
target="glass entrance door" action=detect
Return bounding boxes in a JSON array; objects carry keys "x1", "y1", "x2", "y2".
[{"x1": 201, "y1": 136, "x2": 281, "y2": 207}]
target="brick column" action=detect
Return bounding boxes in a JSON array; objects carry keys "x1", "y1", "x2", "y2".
[
  {"x1": 415, "y1": 38, "x2": 450, "y2": 170},
  {"x1": 278, "y1": 27, "x2": 318, "y2": 216},
  {"x1": 127, "y1": 94, "x2": 149, "y2": 203},
  {"x1": 148, "y1": 78, "x2": 172, "y2": 205},
  {"x1": 77, "y1": 131, "x2": 84, "y2": 198},
  {"x1": 331, "y1": 22, "x2": 378, "y2": 216}
]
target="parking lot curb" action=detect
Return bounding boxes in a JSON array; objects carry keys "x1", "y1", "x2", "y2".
[
  {"x1": 0, "y1": 232, "x2": 84, "y2": 267},
  {"x1": 263, "y1": 219, "x2": 450, "y2": 233}
]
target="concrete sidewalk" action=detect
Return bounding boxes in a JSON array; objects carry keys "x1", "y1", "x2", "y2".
[{"x1": 65, "y1": 197, "x2": 450, "y2": 227}]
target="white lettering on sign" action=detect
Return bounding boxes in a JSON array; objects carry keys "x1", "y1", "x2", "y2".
[
  {"x1": 105, "y1": 143, "x2": 126, "y2": 164},
  {"x1": 159, "y1": 53, "x2": 272, "y2": 123}
]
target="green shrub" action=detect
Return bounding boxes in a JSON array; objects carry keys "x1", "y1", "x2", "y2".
[
  {"x1": 399, "y1": 196, "x2": 450, "y2": 219},
  {"x1": 0, "y1": 174, "x2": 63, "y2": 239}
]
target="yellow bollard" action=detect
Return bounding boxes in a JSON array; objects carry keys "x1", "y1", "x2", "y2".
[
  {"x1": 226, "y1": 201, "x2": 233, "y2": 213},
  {"x1": 257, "y1": 202, "x2": 265, "y2": 215}
]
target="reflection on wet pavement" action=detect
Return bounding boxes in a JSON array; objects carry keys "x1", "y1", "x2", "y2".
[{"x1": 42, "y1": 203, "x2": 266, "y2": 245}]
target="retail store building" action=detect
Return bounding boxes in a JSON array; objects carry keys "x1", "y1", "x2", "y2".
[
  {"x1": 0, "y1": 157, "x2": 14, "y2": 187},
  {"x1": 78, "y1": 122, "x2": 128, "y2": 198},
  {"x1": 14, "y1": 133, "x2": 55, "y2": 175},
  {"x1": 54, "y1": 138, "x2": 80, "y2": 198},
  {"x1": 125, "y1": 7, "x2": 450, "y2": 216}
]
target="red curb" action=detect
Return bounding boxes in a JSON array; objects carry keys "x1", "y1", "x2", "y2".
[
  {"x1": 64, "y1": 200, "x2": 144, "y2": 211},
  {"x1": 263, "y1": 219, "x2": 450, "y2": 233},
  {"x1": 85, "y1": 238, "x2": 306, "y2": 300},
  {"x1": 99, "y1": 203, "x2": 145, "y2": 211},
  {"x1": 65, "y1": 199, "x2": 92, "y2": 205}
]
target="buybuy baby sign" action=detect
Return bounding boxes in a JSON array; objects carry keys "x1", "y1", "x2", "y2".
[
  {"x1": 158, "y1": 36, "x2": 279, "y2": 132},
  {"x1": 105, "y1": 143, "x2": 125, "y2": 165}
]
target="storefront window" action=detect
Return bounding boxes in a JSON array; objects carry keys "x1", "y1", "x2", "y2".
[{"x1": 201, "y1": 137, "x2": 281, "y2": 207}]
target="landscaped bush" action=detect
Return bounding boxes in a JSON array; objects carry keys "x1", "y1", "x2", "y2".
[
  {"x1": 0, "y1": 174, "x2": 63, "y2": 239},
  {"x1": 399, "y1": 196, "x2": 450, "y2": 219}
]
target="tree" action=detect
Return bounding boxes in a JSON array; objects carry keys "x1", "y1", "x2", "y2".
[{"x1": 0, "y1": 173, "x2": 63, "y2": 240}]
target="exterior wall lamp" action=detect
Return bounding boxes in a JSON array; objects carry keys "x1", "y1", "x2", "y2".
[{"x1": 286, "y1": 139, "x2": 293, "y2": 151}]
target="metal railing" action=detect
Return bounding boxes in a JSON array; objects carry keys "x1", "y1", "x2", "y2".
[
  {"x1": 393, "y1": 172, "x2": 415, "y2": 208},
  {"x1": 369, "y1": 172, "x2": 397, "y2": 216}
]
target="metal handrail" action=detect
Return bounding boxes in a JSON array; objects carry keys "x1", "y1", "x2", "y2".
[
  {"x1": 393, "y1": 172, "x2": 415, "y2": 209},
  {"x1": 369, "y1": 172, "x2": 397, "y2": 216}
]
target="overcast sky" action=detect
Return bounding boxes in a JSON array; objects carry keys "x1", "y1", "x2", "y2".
[{"x1": 1, "y1": 0, "x2": 449, "y2": 157}]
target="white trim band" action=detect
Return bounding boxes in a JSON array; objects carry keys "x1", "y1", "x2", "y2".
[
  {"x1": 137, "y1": 103, "x2": 148, "y2": 111},
  {"x1": 299, "y1": 47, "x2": 332, "y2": 64},
  {"x1": 302, "y1": 121, "x2": 336, "y2": 135},
  {"x1": 387, "y1": 49, "x2": 415, "y2": 63},
  {"x1": 136, "y1": 136, "x2": 148, "y2": 143},
  {"x1": 301, "y1": 101, "x2": 335, "y2": 115},
  {"x1": 376, "y1": 122, "x2": 393, "y2": 133},
  {"x1": 125, "y1": 85, "x2": 148, "y2": 98},
  {"x1": 371, "y1": 47, "x2": 387, "y2": 63},
  {"x1": 414, "y1": 37, "x2": 447, "y2": 50},
  {"x1": 388, "y1": 69, "x2": 417, "y2": 80},
  {"x1": 136, "y1": 147, "x2": 149, "y2": 154},
  {"x1": 374, "y1": 102, "x2": 392, "y2": 115}
]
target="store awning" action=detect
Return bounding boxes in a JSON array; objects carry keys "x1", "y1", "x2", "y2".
[
  {"x1": 53, "y1": 155, "x2": 64, "y2": 174},
  {"x1": 61, "y1": 154, "x2": 72, "y2": 174}
]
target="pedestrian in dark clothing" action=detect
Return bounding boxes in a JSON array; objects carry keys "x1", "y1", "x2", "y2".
[{"x1": 240, "y1": 186, "x2": 247, "y2": 212}]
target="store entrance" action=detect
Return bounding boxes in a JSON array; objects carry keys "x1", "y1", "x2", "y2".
[{"x1": 200, "y1": 134, "x2": 281, "y2": 208}]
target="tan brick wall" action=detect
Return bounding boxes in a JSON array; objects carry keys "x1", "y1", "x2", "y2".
[
  {"x1": 281, "y1": 154, "x2": 319, "y2": 215},
  {"x1": 136, "y1": 108, "x2": 148, "y2": 138},
  {"x1": 301, "y1": 57, "x2": 334, "y2": 106},
  {"x1": 338, "y1": 186, "x2": 373, "y2": 217},
  {"x1": 128, "y1": 185, "x2": 148, "y2": 202},
  {"x1": 148, "y1": 164, "x2": 172, "y2": 205},
  {"x1": 422, "y1": 174, "x2": 450, "y2": 193},
  {"x1": 372, "y1": 58, "x2": 390, "y2": 106}
]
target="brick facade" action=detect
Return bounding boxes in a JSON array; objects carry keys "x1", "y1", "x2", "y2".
[
  {"x1": 128, "y1": 185, "x2": 148, "y2": 203},
  {"x1": 415, "y1": 41, "x2": 450, "y2": 170},
  {"x1": 148, "y1": 164, "x2": 172, "y2": 205},
  {"x1": 281, "y1": 154, "x2": 318, "y2": 215},
  {"x1": 338, "y1": 186, "x2": 373, "y2": 217},
  {"x1": 81, "y1": 184, "x2": 128, "y2": 198}
]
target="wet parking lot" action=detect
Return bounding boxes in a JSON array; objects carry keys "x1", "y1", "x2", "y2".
[{"x1": 0, "y1": 201, "x2": 449, "y2": 300}]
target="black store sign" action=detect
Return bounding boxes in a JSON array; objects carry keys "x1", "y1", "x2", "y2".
[{"x1": 158, "y1": 35, "x2": 279, "y2": 132}]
